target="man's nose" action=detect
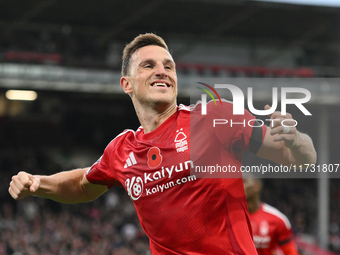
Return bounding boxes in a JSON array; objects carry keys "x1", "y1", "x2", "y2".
[{"x1": 154, "y1": 64, "x2": 168, "y2": 77}]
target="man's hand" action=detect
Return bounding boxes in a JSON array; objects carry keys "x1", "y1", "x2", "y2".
[
  {"x1": 9, "y1": 171, "x2": 41, "y2": 200},
  {"x1": 265, "y1": 104, "x2": 299, "y2": 149},
  {"x1": 257, "y1": 105, "x2": 316, "y2": 166}
]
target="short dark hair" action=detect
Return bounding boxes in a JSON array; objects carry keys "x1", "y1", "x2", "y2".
[{"x1": 121, "y1": 33, "x2": 169, "y2": 76}]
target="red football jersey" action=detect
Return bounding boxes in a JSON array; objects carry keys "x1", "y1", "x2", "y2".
[
  {"x1": 249, "y1": 203, "x2": 297, "y2": 255},
  {"x1": 86, "y1": 101, "x2": 265, "y2": 254}
]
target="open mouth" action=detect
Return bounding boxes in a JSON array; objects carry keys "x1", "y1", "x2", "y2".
[{"x1": 151, "y1": 82, "x2": 171, "y2": 88}]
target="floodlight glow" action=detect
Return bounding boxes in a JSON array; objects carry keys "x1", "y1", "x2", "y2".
[{"x1": 6, "y1": 90, "x2": 38, "y2": 101}]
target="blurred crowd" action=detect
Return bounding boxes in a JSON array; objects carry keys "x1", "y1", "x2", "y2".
[
  {"x1": 0, "y1": 148, "x2": 150, "y2": 255},
  {"x1": 0, "y1": 195, "x2": 150, "y2": 255}
]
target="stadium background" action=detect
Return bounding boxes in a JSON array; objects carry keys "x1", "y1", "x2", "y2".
[{"x1": 0, "y1": 0, "x2": 340, "y2": 254}]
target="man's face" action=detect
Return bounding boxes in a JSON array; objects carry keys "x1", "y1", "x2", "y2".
[{"x1": 123, "y1": 45, "x2": 178, "y2": 108}]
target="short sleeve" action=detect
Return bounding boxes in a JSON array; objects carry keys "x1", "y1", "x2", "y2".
[
  {"x1": 86, "y1": 142, "x2": 119, "y2": 189},
  {"x1": 276, "y1": 216, "x2": 293, "y2": 245}
]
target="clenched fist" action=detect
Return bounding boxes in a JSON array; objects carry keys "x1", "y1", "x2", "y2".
[{"x1": 9, "y1": 171, "x2": 41, "y2": 200}]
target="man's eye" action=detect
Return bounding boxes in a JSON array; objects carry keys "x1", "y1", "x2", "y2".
[{"x1": 144, "y1": 65, "x2": 152, "y2": 68}]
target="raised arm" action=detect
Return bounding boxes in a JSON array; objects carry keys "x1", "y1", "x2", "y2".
[
  {"x1": 9, "y1": 168, "x2": 108, "y2": 204},
  {"x1": 256, "y1": 105, "x2": 317, "y2": 166}
]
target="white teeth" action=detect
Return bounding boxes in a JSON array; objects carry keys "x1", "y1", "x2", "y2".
[{"x1": 153, "y1": 82, "x2": 167, "y2": 87}]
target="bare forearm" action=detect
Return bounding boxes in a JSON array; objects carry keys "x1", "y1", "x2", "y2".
[
  {"x1": 9, "y1": 168, "x2": 108, "y2": 203},
  {"x1": 34, "y1": 168, "x2": 90, "y2": 204},
  {"x1": 258, "y1": 130, "x2": 317, "y2": 166}
]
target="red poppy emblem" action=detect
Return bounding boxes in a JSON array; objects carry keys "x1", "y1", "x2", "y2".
[{"x1": 147, "y1": 147, "x2": 162, "y2": 168}]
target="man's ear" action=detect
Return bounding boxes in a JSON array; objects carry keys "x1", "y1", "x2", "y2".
[{"x1": 120, "y1": 76, "x2": 133, "y2": 95}]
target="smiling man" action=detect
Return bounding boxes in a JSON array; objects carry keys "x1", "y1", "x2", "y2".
[
  {"x1": 9, "y1": 33, "x2": 316, "y2": 254},
  {"x1": 120, "y1": 41, "x2": 178, "y2": 133}
]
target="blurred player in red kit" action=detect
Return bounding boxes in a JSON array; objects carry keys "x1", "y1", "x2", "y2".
[
  {"x1": 9, "y1": 33, "x2": 316, "y2": 254},
  {"x1": 244, "y1": 173, "x2": 300, "y2": 255}
]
